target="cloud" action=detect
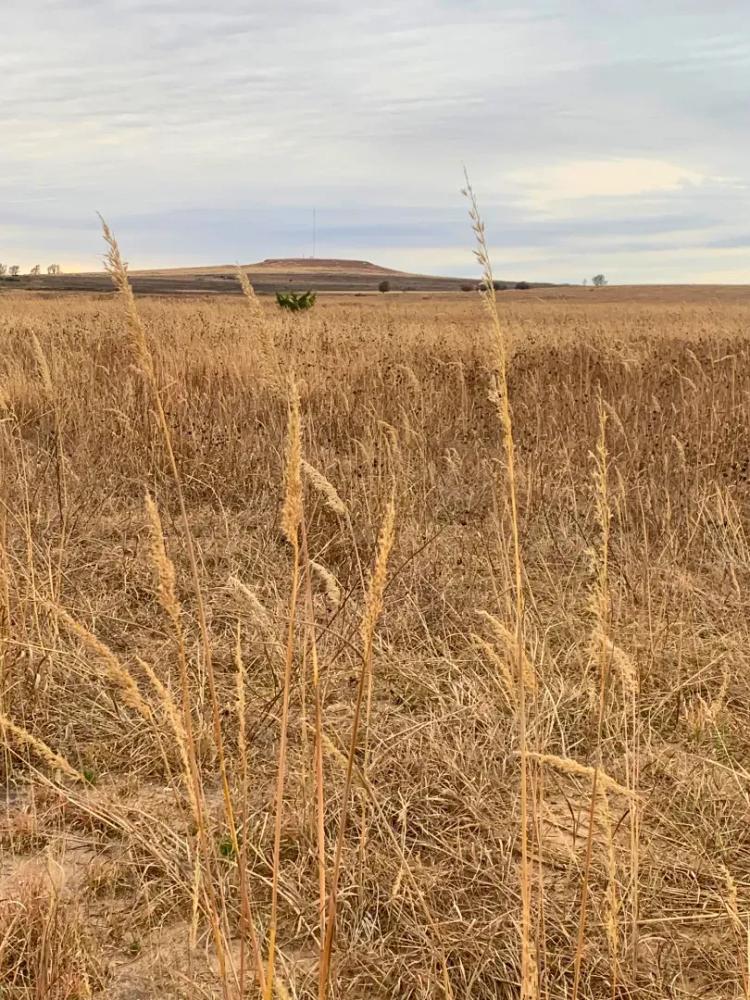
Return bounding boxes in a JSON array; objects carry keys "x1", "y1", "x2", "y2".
[
  {"x1": 508, "y1": 159, "x2": 706, "y2": 207},
  {"x1": 1, "y1": 0, "x2": 749, "y2": 280}
]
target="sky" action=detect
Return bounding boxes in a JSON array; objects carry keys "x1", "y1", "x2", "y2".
[{"x1": 2, "y1": 0, "x2": 750, "y2": 283}]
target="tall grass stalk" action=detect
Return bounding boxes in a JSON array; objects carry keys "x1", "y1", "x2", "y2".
[
  {"x1": 463, "y1": 174, "x2": 535, "y2": 998},
  {"x1": 319, "y1": 493, "x2": 396, "y2": 999},
  {"x1": 572, "y1": 393, "x2": 612, "y2": 1000},
  {"x1": 100, "y1": 219, "x2": 236, "y2": 996},
  {"x1": 265, "y1": 381, "x2": 303, "y2": 1000},
  {"x1": 234, "y1": 622, "x2": 267, "y2": 997},
  {"x1": 299, "y1": 514, "x2": 328, "y2": 951}
]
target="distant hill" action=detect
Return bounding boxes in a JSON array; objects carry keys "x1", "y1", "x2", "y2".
[
  {"x1": 250, "y1": 258, "x2": 402, "y2": 274},
  {"x1": 127, "y1": 257, "x2": 416, "y2": 278},
  {"x1": 2, "y1": 257, "x2": 560, "y2": 296}
]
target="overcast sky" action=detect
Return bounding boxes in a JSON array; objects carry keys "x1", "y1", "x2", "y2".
[{"x1": 2, "y1": 0, "x2": 749, "y2": 281}]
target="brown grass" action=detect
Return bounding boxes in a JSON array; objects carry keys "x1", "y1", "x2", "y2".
[
  {"x1": 0, "y1": 273, "x2": 750, "y2": 998},
  {"x1": 0, "y1": 873, "x2": 107, "y2": 997}
]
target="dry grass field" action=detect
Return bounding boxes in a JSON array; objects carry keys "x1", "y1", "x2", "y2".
[{"x1": 1, "y1": 249, "x2": 750, "y2": 998}]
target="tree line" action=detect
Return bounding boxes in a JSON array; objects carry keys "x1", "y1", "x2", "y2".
[{"x1": 0, "y1": 263, "x2": 62, "y2": 277}]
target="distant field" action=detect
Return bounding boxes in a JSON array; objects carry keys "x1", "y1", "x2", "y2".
[
  {"x1": 4, "y1": 264, "x2": 750, "y2": 305},
  {"x1": 1, "y1": 287, "x2": 750, "y2": 998}
]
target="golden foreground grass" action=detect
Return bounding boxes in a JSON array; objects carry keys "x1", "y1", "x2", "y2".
[{"x1": 1, "y1": 274, "x2": 750, "y2": 998}]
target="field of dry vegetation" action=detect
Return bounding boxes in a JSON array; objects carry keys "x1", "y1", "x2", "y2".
[{"x1": 1, "y1": 254, "x2": 750, "y2": 998}]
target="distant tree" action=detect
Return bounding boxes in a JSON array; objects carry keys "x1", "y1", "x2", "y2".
[
  {"x1": 30, "y1": 265, "x2": 41, "y2": 275},
  {"x1": 0, "y1": 264, "x2": 6, "y2": 277},
  {"x1": 47, "y1": 264, "x2": 61, "y2": 275},
  {"x1": 378, "y1": 279, "x2": 390, "y2": 293},
  {"x1": 582, "y1": 278, "x2": 588, "y2": 287},
  {"x1": 515, "y1": 281, "x2": 531, "y2": 290},
  {"x1": 492, "y1": 280, "x2": 508, "y2": 291},
  {"x1": 460, "y1": 283, "x2": 475, "y2": 292},
  {"x1": 9, "y1": 266, "x2": 20, "y2": 277},
  {"x1": 592, "y1": 274, "x2": 607, "y2": 287}
]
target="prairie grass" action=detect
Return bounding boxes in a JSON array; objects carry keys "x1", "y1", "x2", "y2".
[{"x1": 0, "y1": 280, "x2": 749, "y2": 998}]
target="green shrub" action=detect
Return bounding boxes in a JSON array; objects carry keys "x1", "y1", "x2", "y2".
[{"x1": 276, "y1": 290, "x2": 316, "y2": 312}]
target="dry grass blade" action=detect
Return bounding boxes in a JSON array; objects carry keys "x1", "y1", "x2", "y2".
[
  {"x1": 144, "y1": 492, "x2": 180, "y2": 630},
  {"x1": 0, "y1": 715, "x2": 81, "y2": 782},
  {"x1": 310, "y1": 560, "x2": 341, "y2": 609},
  {"x1": 302, "y1": 460, "x2": 347, "y2": 517},
  {"x1": 226, "y1": 576, "x2": 277, "y2": 640},
  {"x1": 528, "y1": 753, "x2": 635, "y2": 800},
  {"x1": 319, "y1": 493, "x2": 396, "y2": 999},
  {"x1": 236, "y1": 267, "x2": 280, "y2": 385},
  {"x1": 55, "y1": 606, "x2": 153, "y2": 721}
]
